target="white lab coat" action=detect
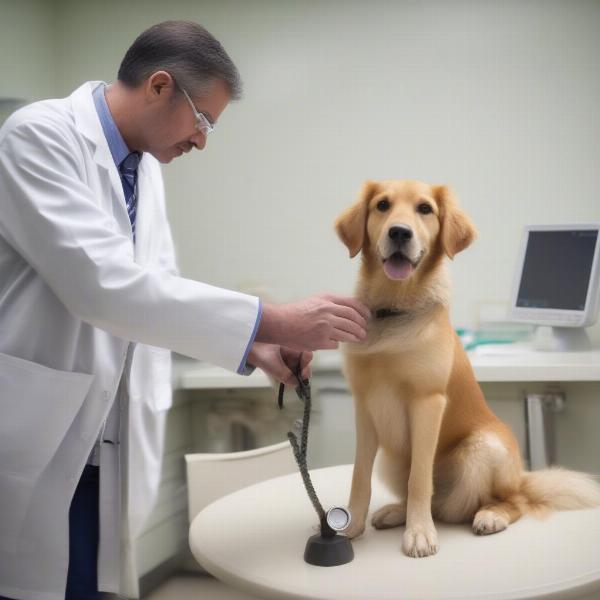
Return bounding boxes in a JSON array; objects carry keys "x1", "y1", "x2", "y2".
[{"x1": 0, "y1": 81, "x2": 260, "y2": 600}]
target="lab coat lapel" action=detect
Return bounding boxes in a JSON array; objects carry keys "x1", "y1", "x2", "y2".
[
  {"x1": 71, "y1": 81, "x2": 133, "y2": 239},
  {"x1": 134, "y1": 158, "x2": 153, "y2": 265}
]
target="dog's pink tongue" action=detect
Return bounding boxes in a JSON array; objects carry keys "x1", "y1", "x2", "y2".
[{"x1": 383, "y1": 255, "x2": 413, "y2": 280}]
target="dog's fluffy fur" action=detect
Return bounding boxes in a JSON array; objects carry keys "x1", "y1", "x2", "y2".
[{"x1": 334, "y1": 179, "x2": 600, "y2": 558}]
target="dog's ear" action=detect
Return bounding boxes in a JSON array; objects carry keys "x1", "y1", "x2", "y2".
[
  {"x1": 433, "y1": 185, "x2": 477, "y2": 259},
  {"x1": 334, "y1": 181, "x2": 379, "y2": 258}
]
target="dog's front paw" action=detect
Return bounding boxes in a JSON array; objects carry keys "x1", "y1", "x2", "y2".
[
  {"x1": 472, "y1": 509, "x2": 509, "y2": 536},
  {"x1": 402, "y1": 523, "x2": 439, "y2": 558},
  {"x1": 343, "y1": 518, "x2": 366, "y2": 539},
  {"x1": 371, "y1": 503, "x2": 407, "y2": 529}
]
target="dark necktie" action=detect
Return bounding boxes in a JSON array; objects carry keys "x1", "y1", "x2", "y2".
[{"x1": 119, "y1": 151, "x2": 142, "y2": 241}]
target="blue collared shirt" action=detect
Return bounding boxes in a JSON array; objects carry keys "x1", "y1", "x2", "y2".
[
  {"x1": 92, "y1": 83, "x2": 132, "y2": 200},
  {"x1": 237, "y1": 299, "x2": 262, "y2": 375}
]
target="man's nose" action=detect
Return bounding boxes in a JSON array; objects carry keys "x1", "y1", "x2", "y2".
[
  {"x1": 388, "y1": 225, "x2": 413, "y2": 244},
  {"x1": 191, "y1": 131, "x2": 207, "y2": 150}
]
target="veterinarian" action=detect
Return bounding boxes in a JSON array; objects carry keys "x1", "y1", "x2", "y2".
[{"x1": 0, "y1": 21, "x2": 369, "y2": 600}]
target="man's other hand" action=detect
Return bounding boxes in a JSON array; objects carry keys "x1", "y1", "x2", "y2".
[{"x1": 246, "y1": 342, "x2": 312, "y2": 386}]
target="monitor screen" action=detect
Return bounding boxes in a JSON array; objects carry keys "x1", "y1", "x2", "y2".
[{"x1": 516, "y1": 230, "x2": 598, "y2": 311}]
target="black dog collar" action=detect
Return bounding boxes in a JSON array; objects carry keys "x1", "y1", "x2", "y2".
[{"x1": 374, "y1": 308, "x2": 410, "y2": 320}]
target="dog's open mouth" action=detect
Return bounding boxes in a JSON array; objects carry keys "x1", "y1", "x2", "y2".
[{"x1": 382, "y1": 252, "x2": 415, "y2": 280}]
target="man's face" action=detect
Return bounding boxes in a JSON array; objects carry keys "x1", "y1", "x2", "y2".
[{"x1": 142, "y1": 75, "x2": 230, "y2": 164}]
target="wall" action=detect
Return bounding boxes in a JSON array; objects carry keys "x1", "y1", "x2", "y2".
[{"x1": 0, "y1": 0, "x2": 57, "y2": 103}]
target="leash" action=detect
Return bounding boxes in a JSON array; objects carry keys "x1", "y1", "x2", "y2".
[{"x1": 278, "y1": 359, "x2": 337, "y2": 538}]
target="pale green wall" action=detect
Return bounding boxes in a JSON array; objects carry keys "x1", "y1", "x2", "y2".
[{"x1": 0, "y1": 0, "x2": 57, "y2": 102}]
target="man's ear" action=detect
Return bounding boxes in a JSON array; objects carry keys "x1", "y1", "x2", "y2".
[
  {"x1": 334, "y1": 180, "x2": 379, "y2": 258},
  {"x1": 146, "y1": 70, "x2": 175, "y2": 99},
  {"x1": 433, "y1": 185, "x2": 477, "y2": 259}
]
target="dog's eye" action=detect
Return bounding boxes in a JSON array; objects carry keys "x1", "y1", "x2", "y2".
[
  {"x1": 417, "y1": 203, "x2": 433, "y2": 215},
  {"x1": 376, "y1": 198, "x2": 390, "y2": 212}
]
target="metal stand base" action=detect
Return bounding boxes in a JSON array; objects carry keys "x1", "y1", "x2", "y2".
[
  {"x1": 524, "y1": 391, "x2": 565, "y2": 470},
  {"x1": 533, "y1": 326, "x2": 592, "y2": 352},
  {"x1": 304, "y1": 534, "x2": 354, "y2": 567}
]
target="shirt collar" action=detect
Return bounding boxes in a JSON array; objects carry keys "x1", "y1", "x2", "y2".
[{"x1": 92, "y1": 83, "x2": 131, "y2": 168}]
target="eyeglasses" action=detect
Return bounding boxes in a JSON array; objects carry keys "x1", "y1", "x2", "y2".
[{"x1": 180, "y1": 87, "x2": 215, "y2": 136}]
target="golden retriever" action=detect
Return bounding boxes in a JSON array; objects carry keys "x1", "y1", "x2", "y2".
[{"x1": 334, "y1": 179, "x2": 600, "y2": 558}]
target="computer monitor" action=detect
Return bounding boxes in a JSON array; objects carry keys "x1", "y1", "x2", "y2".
[{"x1": 510, "y1": 224, "x2": 600, "y2": 351}]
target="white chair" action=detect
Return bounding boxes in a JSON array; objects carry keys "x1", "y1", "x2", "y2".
[
  {"x1": 166, "y1": 441, "x2": 297, "y2": 600},
  {"x1": 183, "y1": 440, "x2": 299, "y2": 590},
  {"x1": 185, "y1": 440, "x2": 298, "y2": 525}
]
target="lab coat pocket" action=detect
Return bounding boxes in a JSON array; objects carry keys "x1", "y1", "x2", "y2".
[{"x1": 0, "y1": 351, "x2": 93, "y2": 553}]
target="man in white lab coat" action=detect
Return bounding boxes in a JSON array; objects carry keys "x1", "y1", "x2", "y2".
[{"x1": 0, "y1": 21, "x2": 369, "y2": 600}]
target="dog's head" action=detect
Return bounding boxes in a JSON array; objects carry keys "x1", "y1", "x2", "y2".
[{"x1": 334, "y1": 179, "x2": 477, "y2": 281}]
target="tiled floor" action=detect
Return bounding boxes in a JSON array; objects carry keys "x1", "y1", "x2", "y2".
[{"x1": 144, "y1": 574, "x2": 262, "y2": 600}]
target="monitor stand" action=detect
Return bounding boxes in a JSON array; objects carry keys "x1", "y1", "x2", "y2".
[{"x1": 532, "y1": 326, "x2": 592, "y2": 352}]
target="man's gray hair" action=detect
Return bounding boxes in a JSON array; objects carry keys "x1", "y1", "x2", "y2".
[{"x1": 118, "y1": 20, "x2": 242, "y2": 100}]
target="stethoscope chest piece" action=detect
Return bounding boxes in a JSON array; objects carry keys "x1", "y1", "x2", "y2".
[
  {"x1": 326, "y1": 506, "x2": 351, "y2": 532},
  {"x1": 303, "y1": 505, "x2": 354, "y2": 567}
]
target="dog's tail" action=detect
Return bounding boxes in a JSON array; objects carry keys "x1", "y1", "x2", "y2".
[{"x1": 519, "y1": 467, "x2": 600, "y2": 516}]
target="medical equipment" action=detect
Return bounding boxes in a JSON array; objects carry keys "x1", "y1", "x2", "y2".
[
  {"x1": 278, "y1": 364, "x2": 354, "y2": 567},
  {"x1": 510, "y1": 224, "x2": 600, "y2": 350}
]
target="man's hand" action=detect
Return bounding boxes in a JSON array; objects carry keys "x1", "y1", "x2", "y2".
[
  {"x1": 257, "y1": 293, "x2": 371, "y2": 351},
  {"x1": 247, "y1": 342, "x2": 312, "y2": 387}
]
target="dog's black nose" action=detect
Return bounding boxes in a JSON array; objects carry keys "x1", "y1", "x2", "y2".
[{"x1": 388, "y1": 226, "x2": 413, "y2": 243}]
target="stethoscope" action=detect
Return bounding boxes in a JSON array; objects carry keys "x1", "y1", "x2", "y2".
[{"x1": 278, "y1": 358, "x2": 354, "y2": 566}]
